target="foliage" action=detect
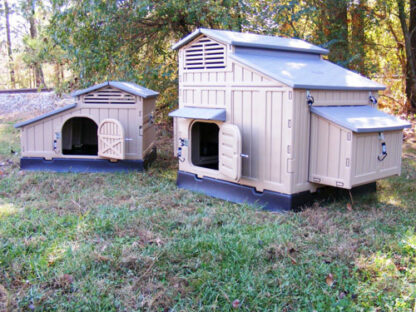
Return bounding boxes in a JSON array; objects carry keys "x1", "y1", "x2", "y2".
[
  {"x1": 1, "y1": 119, "x2": 416, "y2": 311},
  {"x1": 1, "y1": 0, "x2": 415, "y2": 113}
]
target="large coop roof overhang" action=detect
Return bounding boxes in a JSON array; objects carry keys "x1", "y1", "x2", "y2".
[
  {"x1": 311, "y1": 105, "x2": 411, "y2": 133},
  {"x1": 169, "y1": 107, "x2": 226, "y2": 121},
  {"x1": 231, "y1": 48, "x2": 386, "y2": 91},
  {"x1": 172, "y1": 28, "x2": 329, "y2": 55}
]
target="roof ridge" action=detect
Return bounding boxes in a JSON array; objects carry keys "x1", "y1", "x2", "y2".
[{"x1": 172, "y1": 28, "x2": 329, "y2": 55}]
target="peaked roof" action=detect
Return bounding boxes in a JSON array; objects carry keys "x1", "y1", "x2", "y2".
[
  {"x1": 172, "y1": 28, "x2": 329, "y2": 55},
  {"x1": 173, "y1": 29, "x2": 385, "y2": 91},
  {"x1": 14, "y1": 103, "x2": 77, "y2": 128},
  {"x1": 72, "y1": 81, "x2": 159, "y2": 98},
  {"x1": 232, "y1": 48, "x2": 385, "y2": 90}
]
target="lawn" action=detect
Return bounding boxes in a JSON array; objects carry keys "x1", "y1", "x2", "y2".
[{"x1": 0, "y1": 117, "x2": 416, "y2": 311}]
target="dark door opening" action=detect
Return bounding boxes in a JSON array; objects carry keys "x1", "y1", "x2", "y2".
[
  {"x1": 191, "y1": 122, "x2": 219, "y2": 170},
  {"x1": 62, "y1": 117, "x2": 98, "y2": 155}
]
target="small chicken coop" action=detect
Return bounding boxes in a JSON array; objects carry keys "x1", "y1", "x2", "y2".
[
  {"x1": 14, "y1": 81, "x2": 158, "y2": 172},
  {"x1": 169, "y1": 28, "x2": 410, "y2": 211}
]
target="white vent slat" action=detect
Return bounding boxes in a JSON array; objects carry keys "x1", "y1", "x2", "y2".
[
  {"x1": 83, "y1": 87, "x2": 136, "y2": 105},
  {"x1": 184, "y1": 36, "x2": 226, "y2": 70}
]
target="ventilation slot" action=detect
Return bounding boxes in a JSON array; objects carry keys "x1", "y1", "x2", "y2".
[
  {"x1": 184, "y1": 36, "x2": 226, "y2": 70},
  {"x1": 84, "y1": 87, "x2": 136, "y2": 105}
]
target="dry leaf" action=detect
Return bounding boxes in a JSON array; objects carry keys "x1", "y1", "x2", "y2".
[
  {"x1": 326, "y1": 273, "x2": 334, "y2": 286},
  {"x1": 288, "y1": 254, "x2": 297, "y2": 264}
]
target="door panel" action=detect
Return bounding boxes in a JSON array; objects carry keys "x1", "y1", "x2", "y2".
[
  {"x1": 219, "y1": 124, "x2": 242, "y2": 181},
  {"x1": 98, "y1": 118, "x2": 125, "y2": 160}
]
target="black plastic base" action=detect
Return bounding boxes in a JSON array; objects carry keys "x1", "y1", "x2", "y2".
[
  {"x1": 177, "y1": 170, "x2": 376, "y2": 212},
  {"x1": 20, "y1": 148, "x2": 157, "y2": 173}
]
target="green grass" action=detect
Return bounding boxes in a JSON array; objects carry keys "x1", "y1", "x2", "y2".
[{"x1": 0, "y1": 118, "x2": 416, "y2": 311}]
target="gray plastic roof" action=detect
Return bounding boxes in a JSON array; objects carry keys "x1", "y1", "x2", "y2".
[
  {"x1": 172, "y1": 28, "x2": 329, "y2": 55},
  {"x1": 72, "y1": 81, "x2": 159, "y2": 98},
  {"x1": 14, "y1": 103, "x2": 77, "y2": 128},
  {"x1": 231, "y1": 48, "x2": 385, "y2": 91},
  {"x1": 311, "y1": 105, "x2": 411, "y2": 133},
  {"x1": 169, "y1": 106, "x2": 226, "y2": 121}
]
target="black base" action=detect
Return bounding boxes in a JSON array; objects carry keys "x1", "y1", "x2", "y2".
[
  {"x1": 20, "y1": 148, "x2": 157, "y2": 173},
  {"x1": 177, "y1": 170, "x2": 376, "y2": 212}
]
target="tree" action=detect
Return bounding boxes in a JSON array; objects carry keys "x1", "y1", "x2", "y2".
[
  {"x1": 21, "y1": 0, "x2": 46, "y2": 88},
  {"x1": 48, "y1": 0, "x2": 244, "y2": 117},
  {"x1": 397, "y1": 0, "x2": 416, "y2": 111},
  {"x1": 3, "y1": 0, "x2": 16, "y2": 88},
  {"x1": 350, "y1": 0, "x2": 368, "y2": 74}
]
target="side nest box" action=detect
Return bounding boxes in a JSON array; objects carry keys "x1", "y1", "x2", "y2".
[
  {"x1": 169, "y1": 28, "x2": 411, "y2": 212},
  {"x1": 14, "y1": 81, "x2": 158, "y2": 172}
]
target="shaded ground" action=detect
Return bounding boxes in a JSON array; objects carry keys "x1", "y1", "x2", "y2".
[{"x1": 0, "y1": 114, "x2": 416, "y2": 311}]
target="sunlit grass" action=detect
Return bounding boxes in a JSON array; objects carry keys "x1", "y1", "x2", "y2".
[
  {"x1": 0, "y1": 119, "x2": 416, "y2": 311},
  {"x1": 0, "y1": 201, "x2": 17, "y2": 218}
]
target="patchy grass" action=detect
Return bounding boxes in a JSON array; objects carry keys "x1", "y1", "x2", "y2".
[{"x1": 0, "y1": 118, "x2": 416, "y2": 311}]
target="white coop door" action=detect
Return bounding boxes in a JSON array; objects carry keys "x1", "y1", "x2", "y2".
[
  {"x1": 219, "y1": 124, "x2": 242, "y2": 181},
  {"x1": 98, "y1": 118, "x2": 125, "y2": 160}
]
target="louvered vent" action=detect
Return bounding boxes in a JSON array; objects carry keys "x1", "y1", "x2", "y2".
[
  {"x1": 84, "y1": 87, "x2": 136, "y2": 105},
  {"x1": 184, "y1": 36, "x2": 226, "y2": 70}
]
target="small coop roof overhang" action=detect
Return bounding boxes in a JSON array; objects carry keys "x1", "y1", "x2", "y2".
[
  {"x1": 172, "y1": 28, "x2": 329, "y2": 55},
  {"x1": 72, "y1": 81, "x2": 159, "y2": 98},
  {"x1": 169, "y1": 107, "x2": 226, "y2": 121},
  {"x1": 14, "y1": 103, "x2": 77, "y2": 128},
  {"x1": 311, "y1": 105, "x2": 411, "y2": 133}
]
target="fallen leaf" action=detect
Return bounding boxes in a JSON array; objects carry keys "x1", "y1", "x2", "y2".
[
  {"x1": 232, "y1": 299, "x2": 240, "y2": 308},
  {"x1": 288, "y1": 254, "x2": 297, "y2": 264},
  {"x1": 326, "y1": 273, "x2": 334, "y2": 286}
]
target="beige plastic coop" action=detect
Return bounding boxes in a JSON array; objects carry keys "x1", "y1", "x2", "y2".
[
  {"x1": 14, "y1": 81, "x2": 158, "y2": 172},
  {"x1": 169, "y1": 28, "x2": 410, "y2": 211}
]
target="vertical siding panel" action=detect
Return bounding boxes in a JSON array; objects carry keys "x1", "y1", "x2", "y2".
[
  {"x1": 317, "y1": 118, "x2": 329, "y2": 176},
  {"x1": 265, "y1": 92, "x2": 271, "y2": 182},
  {"x1": 327, "y1": 124, "x2": 340, "y2": 178},
  {"x1": 242, "y1": 90, "x2": 251, "y2": 177}
]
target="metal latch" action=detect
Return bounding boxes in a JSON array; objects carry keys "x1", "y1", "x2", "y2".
[
  {"x1": 378, "y1": 132, "x2": 387, "y2": 161},
  {"x1": 179, "y1": 138, "x2": 188, "y2": 147},
  {"x1": 240, "y1": 153, "x2": 249, "y2": 158}
]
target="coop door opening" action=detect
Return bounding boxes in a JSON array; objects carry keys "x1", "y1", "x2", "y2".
[
  {"x1": 191, "y1": 122, "x2": 219, "y2": 170},
  {"x1": 62, "y1": 117, "x2": 98, "y2": 155}
]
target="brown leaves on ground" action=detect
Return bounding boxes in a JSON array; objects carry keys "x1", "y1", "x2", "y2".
[
  {"x1": 0, "y1": 284, "x2": 10, "y2": 311},
  {"x1": 267, "y1": 243, "x2": 299, "y2": 264},
  {"x1": 326, "y1": 273, "x2": 334, "y2": 287},
  {"x1": 54, "y1": 274, "x2": 74, "y2": 291}
]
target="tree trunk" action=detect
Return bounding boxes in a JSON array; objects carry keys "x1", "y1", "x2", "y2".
[
  {"x1": 350, "y1": 0, "x2": 367, "y2": 74},
  {"x1": 398, "y1": 0, "x2": 416, "y2": 111},
  {"x1": 4, "y1": 0, "x2": 16, "y2": 88},
  {"x1": 28, "y1": 0, "x2": 46, "y2": 88}
]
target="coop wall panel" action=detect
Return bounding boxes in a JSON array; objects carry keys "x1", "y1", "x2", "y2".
[{"x1": 177, "y1": 54, "x2": 294, "y2": 194}]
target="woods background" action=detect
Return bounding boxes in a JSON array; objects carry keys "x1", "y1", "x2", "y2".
[{"x1": 1, "y1": 0, "x2": 415, "y2": 119}]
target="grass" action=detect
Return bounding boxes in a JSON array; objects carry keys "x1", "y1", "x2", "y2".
[{"x1": 0, "y1": 117, "x2": 416, "y2": 311}]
